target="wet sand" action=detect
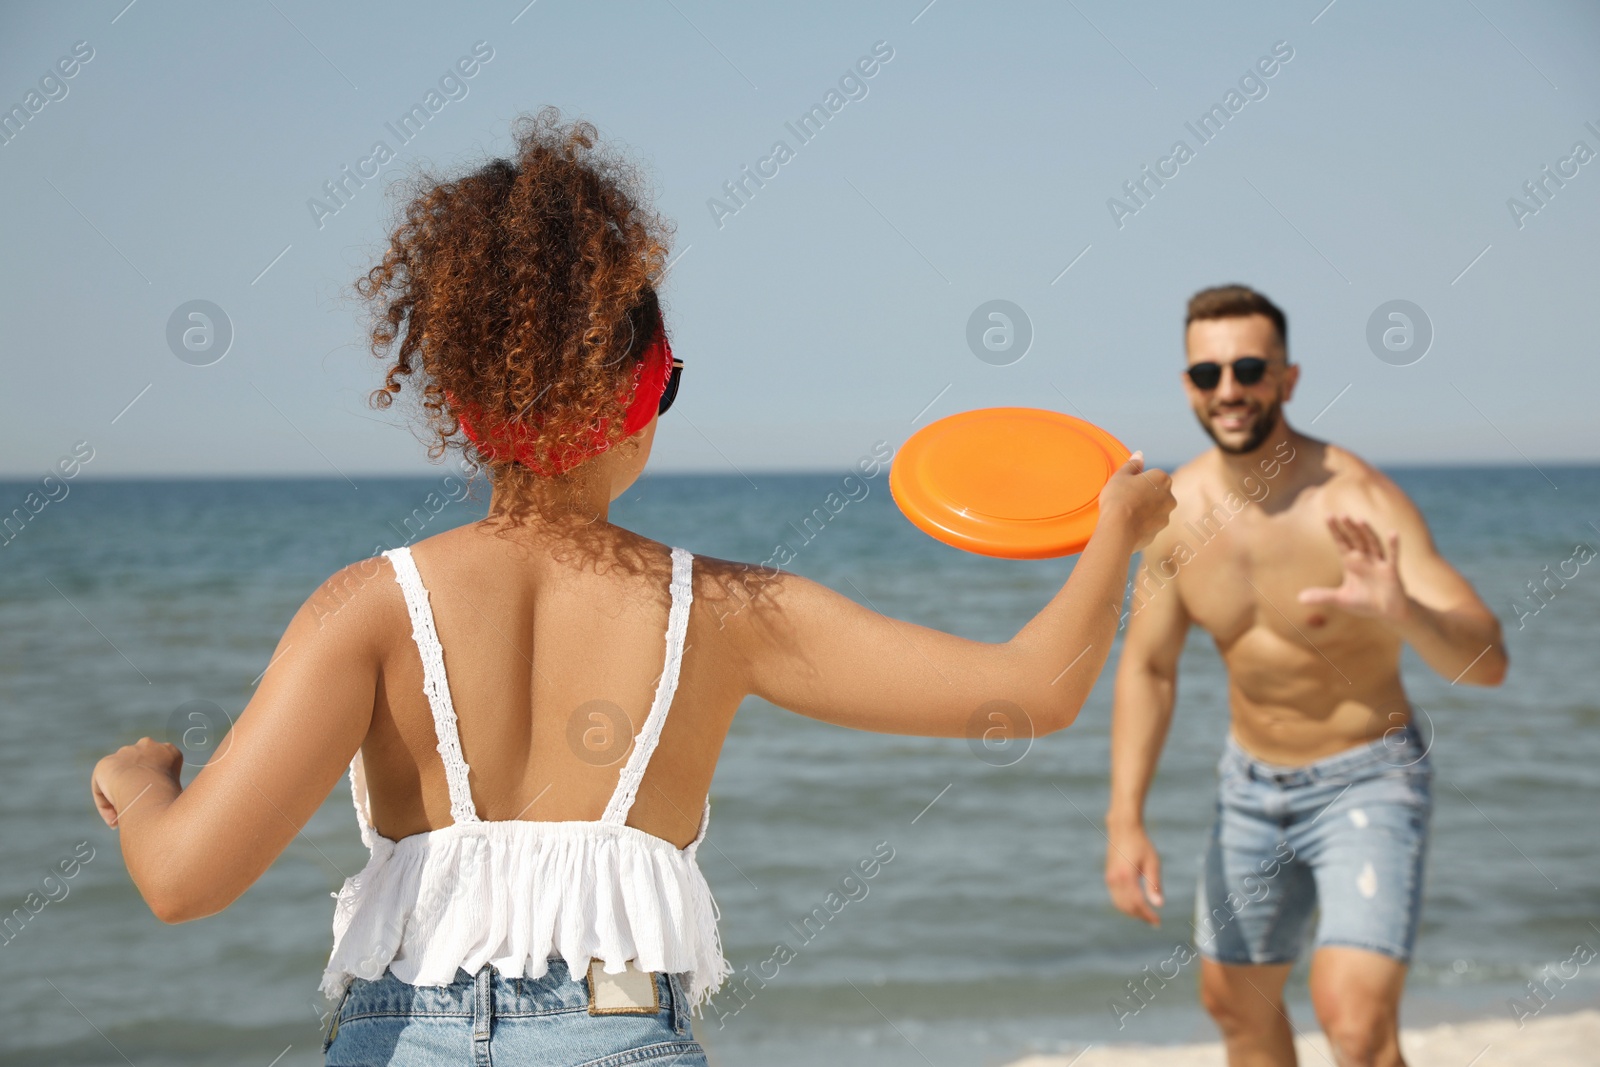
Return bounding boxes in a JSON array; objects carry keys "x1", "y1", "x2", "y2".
[{"x1": 1004, "y1": 1008, "x2": 1600, "y2": 1066}]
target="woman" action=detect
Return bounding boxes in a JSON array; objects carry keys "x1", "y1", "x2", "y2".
[{"x1": 90, "y1": 109, "x2": 1174, "y2": 1065}]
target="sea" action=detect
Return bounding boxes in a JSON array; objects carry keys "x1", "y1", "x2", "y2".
[{"x1": 1, "y1": 465, "x2": 1596, "y2": 1066}]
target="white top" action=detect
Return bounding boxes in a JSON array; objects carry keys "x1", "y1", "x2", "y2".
[{"x1": 320, "y1": 545, "x2": 730, "y2": 1012}]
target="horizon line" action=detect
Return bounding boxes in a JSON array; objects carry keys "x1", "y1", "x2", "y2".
[{"x1": 3, "y1": 458, "x2": 1598, "y2": 484}]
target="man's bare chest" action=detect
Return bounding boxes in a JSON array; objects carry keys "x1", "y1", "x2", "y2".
[{"x1": 1163, "y1": 491, "x2": 1347, "y2": 644}]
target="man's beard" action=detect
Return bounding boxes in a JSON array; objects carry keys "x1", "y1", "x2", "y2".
[{"x1": 1197, "y1": 399, "x2": 1280, "y2": 455}]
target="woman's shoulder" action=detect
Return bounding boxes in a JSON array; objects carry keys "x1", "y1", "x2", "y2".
[
  {"x1": 298, "y1": 553, "x2": 407, "y2": 642},
  {"x1": 683, "y1": 552, "x2": 819, "y2": 638},
  {"x1": 241, "y1": 554, "x2": 411, "y2": 689},
  {"x1": 398, "y1": 520, "x2": 811, "y2": 617},
  {"x1": 402, "y1": 520, "x2": 682, "y2": 599}
]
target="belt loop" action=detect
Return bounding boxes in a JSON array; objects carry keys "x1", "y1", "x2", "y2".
[
  {"x1": 472, "y1": 965, "x2": 493, "y2": 1061},
  {"x1": 322, "y1": 986, "x2": 350, "y2": 1053},
  {"x1": 667, "y1": 973, "x2": 689, "y2": 1037}
]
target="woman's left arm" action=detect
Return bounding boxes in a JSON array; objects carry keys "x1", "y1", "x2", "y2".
[{"x1": 90, "y1": 561, "x2": 391, "y2": 922}]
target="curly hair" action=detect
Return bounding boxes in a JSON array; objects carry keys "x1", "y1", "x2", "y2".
[{"x1": 358, "y1": 107, "x2": 675, "y2": 482}]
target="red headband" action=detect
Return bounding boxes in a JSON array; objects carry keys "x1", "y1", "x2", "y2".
[{"x1": 455, "y1": 322, "x2": 673, "y2": 476}]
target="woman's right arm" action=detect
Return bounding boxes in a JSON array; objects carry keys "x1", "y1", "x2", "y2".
[{"x1": 720, "y1": 455, "x2": 1175, "y2": 739}]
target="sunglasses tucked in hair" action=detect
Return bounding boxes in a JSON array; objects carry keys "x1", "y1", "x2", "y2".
[
  {"x1": 1186, "y1": 357, "x2": 1270, "y2": 390},
  {"x1": 658, "y1": 359, "x2": 683, "y2": 416}
]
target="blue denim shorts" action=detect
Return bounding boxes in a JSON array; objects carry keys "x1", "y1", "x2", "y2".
[
  {"x1": 323, "y1": 958, "x2": 707, "y2": 1066},
  {"x1": 1194, "y1": 722, "x2": 1433, "y2": 966}
]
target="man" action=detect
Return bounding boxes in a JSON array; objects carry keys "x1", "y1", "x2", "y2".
[{"x1": 1104, "y1": 285, "x2": 1506, "y2": 1067}]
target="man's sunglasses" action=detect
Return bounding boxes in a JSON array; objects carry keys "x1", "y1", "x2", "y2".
[
  {"x1": 658, "y1": 358, "x2": 684, "y2": 416},
  {"x1": 1186, "y1": 357, "x2": 1270, "y2": 390}
]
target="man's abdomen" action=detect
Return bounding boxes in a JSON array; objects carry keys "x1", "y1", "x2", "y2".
[{"x1": 1220, "y1": 623, "x2": 1411, "y2": 765}]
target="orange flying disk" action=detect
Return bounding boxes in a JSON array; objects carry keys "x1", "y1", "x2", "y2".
[{"x1": 890, "y1": 407, "x2": 1132, "y2": 559}]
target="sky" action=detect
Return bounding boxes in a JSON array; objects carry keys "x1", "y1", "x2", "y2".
[{"x1": 2, "y1": 0, "x2": 1597, "y2": 478}]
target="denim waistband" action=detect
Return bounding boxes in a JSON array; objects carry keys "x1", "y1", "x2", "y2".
[
  {"x1": 339, "y1": 958, "x2": 683, "y2": 1020},
  {"x1": 1223, "y1": 720, "x2": 1430, "y2": 786}
]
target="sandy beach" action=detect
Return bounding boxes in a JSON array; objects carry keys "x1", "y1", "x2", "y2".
[{"x1": 1004, "y1": 1009, "x2": 1600, "y2": 1067}]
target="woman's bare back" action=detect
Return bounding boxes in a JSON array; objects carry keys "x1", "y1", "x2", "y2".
[{"x1": 361, "y1": 521, "x2": 743, "y2": 848}]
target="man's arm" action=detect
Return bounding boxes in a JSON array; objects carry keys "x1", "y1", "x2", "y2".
[
  {"x1": 1104, "y1": 538, "x2": 1191, "y2": 926},
  {"x1": 1300, "y1": 476, "x2": 1507, "y2": 686}
]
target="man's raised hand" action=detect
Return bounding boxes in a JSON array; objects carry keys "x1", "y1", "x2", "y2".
[{"x1": 1298, "y1": 514, "x2": 1408, "y2": 621}]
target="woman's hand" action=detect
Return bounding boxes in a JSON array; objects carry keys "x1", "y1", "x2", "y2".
[
  {"x1": 92, "y1": 738, "x2": 183, "y2": 828},
  {"x1": 1098, "y1": 452, "x2": 1176, "y2": 552},
  {"x1": 86, "y1": 560, "x2": 381, "y2": 923}
]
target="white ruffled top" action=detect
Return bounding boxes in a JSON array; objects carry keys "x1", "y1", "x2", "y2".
[{"x1": 320, "y1": 545, "x2": 730, "y2": 1012}]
